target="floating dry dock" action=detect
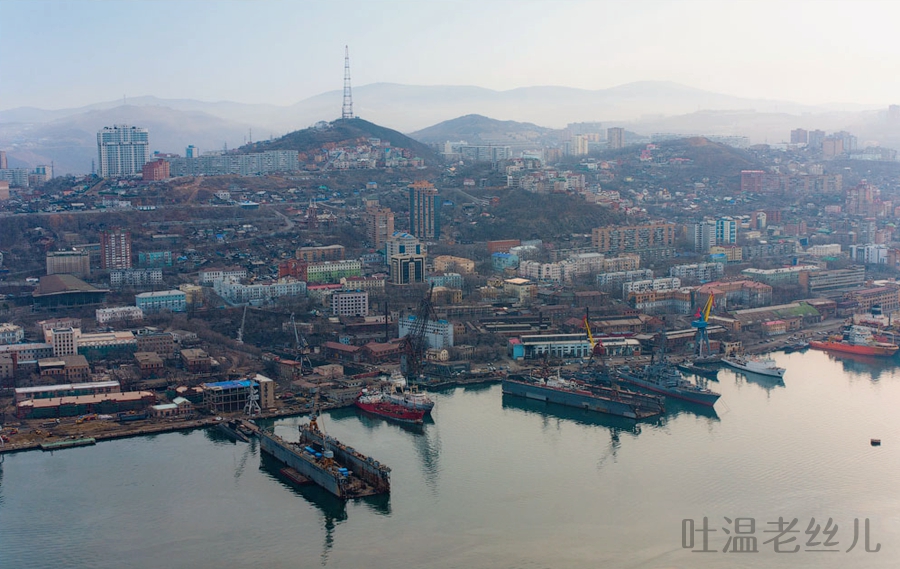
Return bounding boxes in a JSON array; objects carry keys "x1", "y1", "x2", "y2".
[{"x1": 253, "y1": 417, "x2": 391, "y2": 500}]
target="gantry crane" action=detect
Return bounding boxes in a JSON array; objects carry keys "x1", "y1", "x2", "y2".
[
  {"x1": 691, "y1": 293, "x2": 714, "y2": 358},
  {"x1": 401, "y1": 284, "x2": 437, "y2": 382}
]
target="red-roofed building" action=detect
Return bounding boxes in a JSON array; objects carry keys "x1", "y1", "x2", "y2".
[{"x1": 322, "y1": 341, "x2": 363, "y2": 363}]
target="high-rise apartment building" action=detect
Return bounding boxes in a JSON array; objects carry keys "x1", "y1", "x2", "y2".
[
  {"x1": 97, "y1": 125, "x2": 149, "y2": 178},
  {"x1": 365, "y1": 206, "x2": 395, "y2": 250},
  {"x1": 607, "y1": 127, "x2": 625, "y2": 150},
  {"x1": 100, "y1": 229, "x2": 132, "y2": 269},
  {"x1": 715, "y1": 217, "x2": 738, "y2": 245},
  {"x1": 790, "y1": 128, "x2": 808, "y2": 144},
  {"x1": 185, "y1": 145, "x2": 200, "y2": 158},
  {"x1": 409, "y1": 181, "x2": 440, "y2": 241},
  {"x1": 808, "y1": 129, "x2": 826, "y2": 150},
  {"x1": 692, "y1": 221, "x2": 717, "y2": 253}
]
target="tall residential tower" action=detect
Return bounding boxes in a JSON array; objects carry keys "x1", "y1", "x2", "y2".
[
  {"x1": 97, "y1": 125, "x2": 149, "y2": 178},
  {"x1": 408, "y1": 181, "x2": 440, "y2": 241}
]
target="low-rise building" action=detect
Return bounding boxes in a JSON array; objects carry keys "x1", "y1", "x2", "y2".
[
  {"x1": 398, "y1": 316, "x2": 454, "y2": 349},
  {"x1": 16, "y1": 391, "x2": 156, "y2": 420},
  {"x1": 96, "y1": 306, "x2": 144, "y2": 324},
  {"x1": 199, "y1": 268, "x2": 247, "y2": 286},
  {"x1": 110, "y1": 268, "x2": 163, "y2": 289},
  {"x1": 332, "y1": 290, "x2": 369, "y2": 317},
  {"x1": 14, "y1": 380, "x2": 120, "y2": 404},
  {"x1": 136, "y1": 290, "x2": 187, "y2": 313},
  {"x1": 0, "y1": 323, "x2": 24, "y2": 345},
  {"x1": 136, "y1": 332, "x2": 176, "y2": 360},
  {"x1": 181, "y1": 348, "x2": 211, "y2": 373},
  {"x1": 37, "y1": 354, "x2": 91, "y2": 383},
  {"x1": 135, "y1": 352, "x2": 165, "y2": 377}
]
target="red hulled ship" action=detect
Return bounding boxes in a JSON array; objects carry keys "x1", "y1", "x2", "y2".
[
  {"x1": 809, "y1": 325, "x2": 899, "y2": 358},
  {"x1": 355, "y1": 392, "x2": 425, "y2": 425}
]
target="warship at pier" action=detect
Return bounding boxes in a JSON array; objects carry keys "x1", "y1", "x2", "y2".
[{"x1": 502, "y1": 372, "x2": 664, "y2": 420}]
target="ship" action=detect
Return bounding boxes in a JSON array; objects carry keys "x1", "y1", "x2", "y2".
[
  {"x1": 356, "y1": 391, "x2": 426, "y2": 425},
  {"x1": 502, "y1": 372, "x2": 664, "y2": 419},
  {"x1": 676, "y1": 361, "x2": 720, "y2": 380},
  {"x1": 257, "y1": 416, "x2": 391, "y2": 500},
  {"x1": 383, "y1": 369, "x2": 435, "y2": 413},
  {"x1": 721, "y1": 355, "x2": 786, "y2": 378},
  {"x1": 615, "y1": 362, "x2": 721, "y2": 407},
  {"x1": 615, "y1": 330, "x2": 721, "y2": 407},
  {"x1": 809, "y1": 325, "x2": 899, "y2": 358}
]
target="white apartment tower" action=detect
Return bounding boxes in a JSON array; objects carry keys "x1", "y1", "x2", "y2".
[{"x1": 97, "y1": 125, "x2": 150, "y2": 178}]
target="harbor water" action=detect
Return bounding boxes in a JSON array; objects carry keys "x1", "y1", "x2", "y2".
[{"x1": 2, "y1": 348, "x2": 900, "y2": 568}]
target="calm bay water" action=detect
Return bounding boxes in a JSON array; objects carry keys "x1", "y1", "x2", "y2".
[{"x1": 2, "y1": 349, "x2": 900, "y2": 569}]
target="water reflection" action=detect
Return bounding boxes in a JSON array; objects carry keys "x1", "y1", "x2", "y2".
[
  {"x1": 824, "y1": 352, "x2": 899, "y2": 380},
  {"x1": 730, "y1": 368, "x2": 786, "y2": 395},
  {"x1": 501, "y1": 393, "x2": 644, "y2": 434},
  {"x1": 259, "y1": 453, "x2": 347, "y2": 566},
  {"x1": 502, "y1": 393, "x2": 645, "y2": 468},
  {"x1": 661, "y1": 398, "x2": 720, "y2": 422}
]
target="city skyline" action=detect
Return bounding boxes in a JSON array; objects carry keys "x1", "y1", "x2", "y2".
[{"x1": 3, "y1": 0, "x2": 900, "y2": 111}]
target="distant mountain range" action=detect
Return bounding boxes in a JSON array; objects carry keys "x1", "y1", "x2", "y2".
[{"x1": 1, "y1": 81, "x2": 895, "y2": 174}]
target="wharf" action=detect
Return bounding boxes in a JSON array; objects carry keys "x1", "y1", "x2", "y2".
[{"x1": 0, "y1": 401, "x2": 355, "y2": 456}]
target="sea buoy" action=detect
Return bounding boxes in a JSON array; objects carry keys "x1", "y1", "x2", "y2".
[{"x1": 871, "y1": 439, "x2": 881, "y2": 446}]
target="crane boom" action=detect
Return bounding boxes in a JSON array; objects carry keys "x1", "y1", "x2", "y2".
[{"x1": 702, "y1": 293, "x2": 714, "y2": 322}]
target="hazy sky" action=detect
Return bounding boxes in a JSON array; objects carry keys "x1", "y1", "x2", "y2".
[{"x1": 3, "y1": 0, "x2": 900, "y2": 110}]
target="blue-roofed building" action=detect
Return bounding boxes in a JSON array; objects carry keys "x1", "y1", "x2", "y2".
[{"x1": 201, "y1": 379, "x2": 254, "y2": 413}]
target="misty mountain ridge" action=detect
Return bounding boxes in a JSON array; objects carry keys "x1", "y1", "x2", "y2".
[{"x1": 2, "y1": 80, "x2": 897, "y2": 174}]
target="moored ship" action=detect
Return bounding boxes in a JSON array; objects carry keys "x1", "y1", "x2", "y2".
[
  {"x1": 356, "y1": 391, "x2": 426, "y2": 425},
  {"x1": 809, "y1": 325, "x2": 899, "y2": 358},
  {"x1": 676, "y1": 361, "x2": 720, "y2": 380},
  {"x1": 615, "y1": 361, "x2": 721, "y2": 407},
  {"x1": 721, "y1": 355, "x2": 786, "y2": 379},
  {"x1": 383, "y1": 370, "x2": 435, "y2": 413},
  {"x1": 502, "y1": 373, "x2": 664, "y2": 419}
]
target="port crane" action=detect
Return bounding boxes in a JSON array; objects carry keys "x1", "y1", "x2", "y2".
[
  {"x1": 691, "y1": 293, "x2": 714, "y2": 358},
  {"x1": 290, "y1": 313, "x2": 314, "y2": 374},
  {"x1": 583, "y1": 314, "x2": 606, "y2": 366},
  {"x1": 401, "y1": 283, "x2": 437, "y2": 382}
]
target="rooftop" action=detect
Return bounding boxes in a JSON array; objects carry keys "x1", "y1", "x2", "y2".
[{"x1": 33, "y1": 274, "x2": 108, "y2": 297}]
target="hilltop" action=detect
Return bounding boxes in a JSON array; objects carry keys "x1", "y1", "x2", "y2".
[
  {"x1": 409, "y1": 114, "x2": 553, "y2": 145},
  {"x1": 240, "y1": 117, "x2": 439, "y2": 163}
]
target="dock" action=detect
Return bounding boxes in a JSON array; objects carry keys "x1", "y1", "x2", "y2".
[
  {"x1": 40, "y1": 437, "x2": 96, "y2": 451},
  {"x1": 246, "y1": 419, "x2": 391, "y2": 500}
]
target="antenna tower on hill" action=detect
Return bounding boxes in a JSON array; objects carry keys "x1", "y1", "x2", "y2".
[{"x1": 342, "y1": 45, "x2": 354, "y2": 120}]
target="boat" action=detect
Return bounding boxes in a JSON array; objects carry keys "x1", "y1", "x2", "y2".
[
  {"x1": 502, "y1": 372, "x2": 664, "y2": 419},
  {"x1": 721, "y1": 355, "x2": 786, "y2": 379},
  {"x1": 216, "y1": 419, "x2": 250, "y2": 442},
  {"x1": 383, "y1": 369, "x2": 435, "y2": 413},
  {"x1": 615, "y1": 330, "x2": 721, "y2": 407},
  {"x1": 615, "y1": 362, "x2": 721, "y2": 407},
  {"x1": 356, "y1": 391, "x2": 426, "y2": 425},
  {"x1": 40, "y1": 437, "x2": 96, "y2": 451},
  {"x1": 809, "y1": 325, "x2": 899, "y2": 358},
  {"x1": 782, "y1": 341, "x2": 809, "y2": 353},
  {"x1": 676, "y1": 361, "x2": 720, "y2": 380}
]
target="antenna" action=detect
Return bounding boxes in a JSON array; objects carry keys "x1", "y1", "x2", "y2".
[{"x1": 342, "y1": 45, "x2": 354, "y2": 120}]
